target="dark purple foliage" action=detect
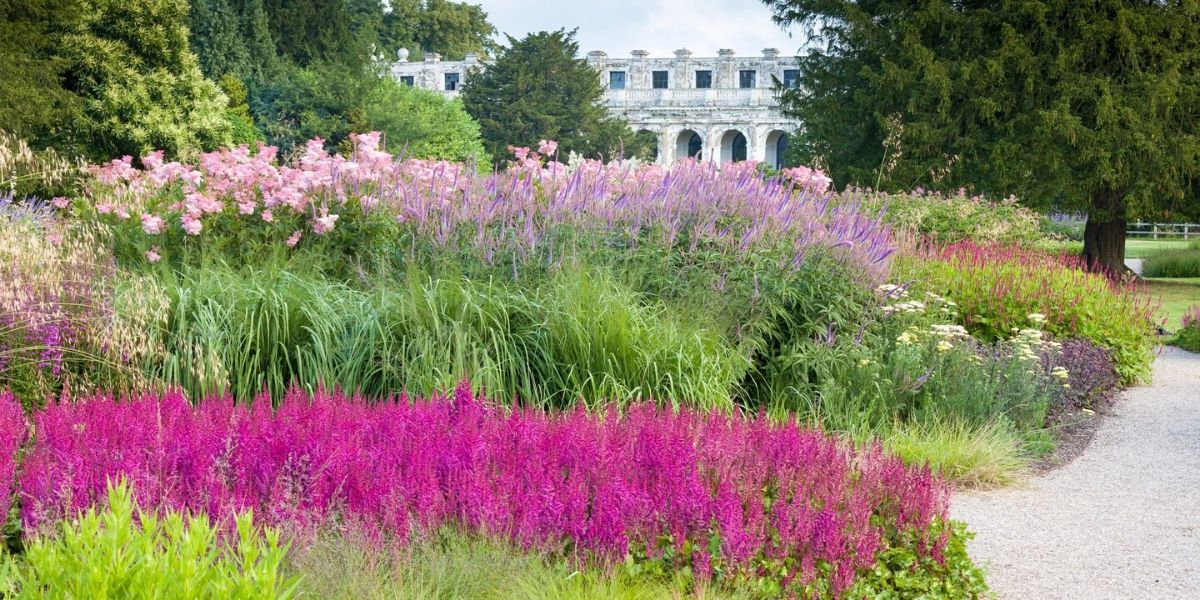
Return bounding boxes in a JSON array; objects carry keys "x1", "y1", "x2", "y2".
[{"x1": 1049, "y1": 338, "x2": 1121, "y2": 410}]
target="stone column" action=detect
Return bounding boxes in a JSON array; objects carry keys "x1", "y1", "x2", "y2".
[
  {"x1": 631, "y1": 50, "x2": 649, "y2": 88},
  {"x1": 717, "y1": 49, "x2": 736, "y2": 89},
  {"x1": 658, "y1": 128, "x2": 673, "y2": 166},
  {"x1": 707, "y1": 127, "x2": 723, "y2": 164},
  {"x1": 673, "y1": 48, "x2": 692, "y2": 89}
]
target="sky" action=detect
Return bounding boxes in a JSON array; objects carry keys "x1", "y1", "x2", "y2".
[{"x1": 474, "y1": 0, "x2": 804, "y2": 59}]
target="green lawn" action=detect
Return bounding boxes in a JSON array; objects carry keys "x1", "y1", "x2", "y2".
[
  {"x1": 1125, "y1": 238, "x2": 1194, "y2": 259},
  {"x1": 1145, "y1": 278, "x2": 1200, "y2": 330}
]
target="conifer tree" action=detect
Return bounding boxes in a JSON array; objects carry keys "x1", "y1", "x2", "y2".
[{"x1": 763, "y1": 0, "x2": 1200, "y2": 272}]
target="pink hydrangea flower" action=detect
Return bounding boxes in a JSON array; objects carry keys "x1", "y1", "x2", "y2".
[{"x1": 286, "y1": 230, "x2": 302, "y2": 247}]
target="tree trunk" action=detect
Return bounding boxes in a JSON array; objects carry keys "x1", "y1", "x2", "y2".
[{"x1": 1082, "y1": 188, "x2": 1128, "y2": 276}]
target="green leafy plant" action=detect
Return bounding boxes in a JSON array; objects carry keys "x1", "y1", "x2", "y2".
[
  {"x1": 0, "y1": 481, "x2": 299, "y2": 599},
  {"x1": 848, "y1": 520, "x2": 988, "y2": 599},
  {"x1": 1142, "y1": 248, "x2": 1200, "y2": 278}
]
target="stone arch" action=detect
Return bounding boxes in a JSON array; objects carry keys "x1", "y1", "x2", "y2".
[
  {"x1": 765, "y1": 130, "x2": 790, "y2": 169},
  {"x1": 676, "y1": 129, "x2": 704, "y2": 160},
  {"x1": 719, "y1": 129, "x2": 749, "y2": 163}
]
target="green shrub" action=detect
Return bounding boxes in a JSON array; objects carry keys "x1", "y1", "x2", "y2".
[
  {"x1": 0, "y1": 482, "x2": 298, "y2": 599},
  {"x1": 848, "y1": 520, "x2": 988, "y2": 599},
  {"x1": 904, "y1": 243, "x2": 1158, "y2": 383},
  {"x1": 1141, "y1": 248, "x2": 1200, "y2": 278},
  {"x1": 775, "y1": 288, "x2": 1059, "y2": 434},
  {"x1": 859, "y1": 190, "x2": 1043, "y2": 245},
  {"x1": 1173, "y1": 305, "x2": 1200, "y2": 352}
]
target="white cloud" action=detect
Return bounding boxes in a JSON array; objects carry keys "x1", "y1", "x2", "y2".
[{"x1": 476, "y1": 0, "x2": 802, "y2": 58}]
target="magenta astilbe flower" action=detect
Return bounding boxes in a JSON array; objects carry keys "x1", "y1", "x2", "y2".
[
  {"x1": 0, "y1": 391, "x2": 25, "y2": 525},
  {"x1": 17, "y1": 385, "x2": 951, "y2": 596}
]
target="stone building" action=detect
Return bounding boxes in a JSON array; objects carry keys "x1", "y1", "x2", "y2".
[{"x1": 390, "y1": 47, "x2": 800, "y2": 167}]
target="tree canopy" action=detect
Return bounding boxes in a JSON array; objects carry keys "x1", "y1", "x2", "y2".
[
  {"x1": 763, "y1": 0, "x2": 1200, "y2": 271},
  {"x1": 3, "y1": 0, "x2": 234, "y2": 161},
  {"x1": 460, "y1": 29, "x2": 652, "y2": 164}
]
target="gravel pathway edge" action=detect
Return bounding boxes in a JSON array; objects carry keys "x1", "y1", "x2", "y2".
[{"x1": 950, "y1": 347, "x2": 1200, "y2": 599}]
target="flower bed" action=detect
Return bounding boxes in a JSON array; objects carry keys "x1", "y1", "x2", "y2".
[
  {"x1": 909, "y1": 241, "x2": 1160, "y2": 382},
  {"x1": 9, "y1": 384, "x2": 960, "y2": 596}
]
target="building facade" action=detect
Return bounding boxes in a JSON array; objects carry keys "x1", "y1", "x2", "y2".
[{"x1": 389, "y1": 47, "x2": 799, "y2": 167}]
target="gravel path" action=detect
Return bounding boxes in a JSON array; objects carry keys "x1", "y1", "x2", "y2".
[{"x1": 951, "y1": 347, "x2": 1200, "y2": 599}]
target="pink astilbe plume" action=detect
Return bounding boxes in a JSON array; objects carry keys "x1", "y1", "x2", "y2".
[
  {"x1": 0, "y1": 392, "x2": 25, "y2": 525},
  {"x1": 17, "y1": 384, "x2": 951, "y2": 596}
]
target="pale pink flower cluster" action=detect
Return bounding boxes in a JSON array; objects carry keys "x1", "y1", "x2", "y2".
[{"x1": 780, "y1": 165, "x2": 834, "y2": 195}]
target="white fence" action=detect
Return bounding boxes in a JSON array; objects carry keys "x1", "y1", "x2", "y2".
[{"x1": 1127, "y1": 222, "x2": 1200, "y2": 240}]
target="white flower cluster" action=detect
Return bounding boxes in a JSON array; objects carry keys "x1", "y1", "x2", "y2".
[{"x1": 883, "y1": 300, "x2": 926, "y2": 316}]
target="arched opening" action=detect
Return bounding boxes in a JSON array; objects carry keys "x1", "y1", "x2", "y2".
[
  {"x1": 675, "y1": 130, "x2": 703, "y2": 160},
  {"x1": 720, "y1": 130, "x2": 748, "y2": 163},
  {"x1": 765, "y1": 130, "x2": 790, "y2": 169}
]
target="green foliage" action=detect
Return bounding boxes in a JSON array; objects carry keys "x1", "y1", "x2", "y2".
[
  {"x1": 381, "y1": 0, "x2": 497, "y2": 60},
  {"x1": 1142, "y1": 248, "x2": 1200, "y2": 278},
  {"x1": 460, "y1": 30, "x2": 653, "y2": 164},
  {"x1": 862, "y1": 190, "x2": 1044, "y2": 245},
  {"x1": 849, "y1": 520, "x2": 989, "y2": 599},
  {"x1": 219, "y1": 74, "x2": 265, "y2": 145},
  {"x1": 140, "y1": 265, "x2": 746, "y2": 409},
  {"x1": 779, "y1": 290, "x2": 1057, "y2": 437},
  {"x1": 0, "y1": 0, "x2": 85, "y2": 141},
  {"x1": 904, "y1": 251, "x2": 1158, "y2": 383},
  {"x1": 288, "y1": 528, "x2": 748, "y2": 600},
  {"x1": 885, "y1": 418, "x2": 1028, "y2": 489},
  {"x1": 59, "y1": 0, "x2": 233, "y2": 160},
  {"x1": 254, "y1": 62, "x2": 376, "y2": 151},
  {"x1": 0, "y1": 481, "x2": 298, "y2": 599},
  {"x1": 763, "y1": 0, "x2": 1200, "y2": 270},
  {"x1": 1172, "y1": 325, "x2": 1200, "y2": 352},
  {"x1": 364, "y1": 79, "x2": 489, "y2": 163}
]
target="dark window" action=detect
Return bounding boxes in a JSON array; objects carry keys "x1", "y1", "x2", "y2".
[
  {"x1": 652, "y1": 70, "x2": 669, "y2": 89},
  {"x1": 739, "y1": 70, "x2": 757, "y2": 88},
  {"x1": 687, "y1": 133, "x2": 703, "y2": 158},
  {"x1": 695, "y1": 70, "x2": 712, "y2": 89},
  {"x1": 400, "y1": 76, "x2": 414, "y2": 86},
  {"x1": 783, "y1": 69, "x2": 800, "y2": 88},
  {"x1": 444, "y1": 72, "x2": 460, "y2": 91},
  {"x1": 609, "y1": 71, "x2": 626, "y2": 89}
]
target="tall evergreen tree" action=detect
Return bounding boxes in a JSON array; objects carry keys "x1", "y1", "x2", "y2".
[
  {"x1": 53, "y1": 0, "x2": 233, "y2": 159},
  {"x1": 460, "y1": 30, "x2": 650, "y2": 164},
  {"x1": 189, "y1": 0, "x2": 252, "y2": 80},
  {"x1": 0, "y1": 0, "x2": 84, "y2": 139},
  {"x1": 763, "y1": 0, "x2": 1200, "y2": 272}
]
